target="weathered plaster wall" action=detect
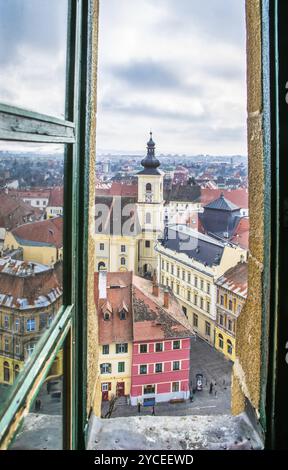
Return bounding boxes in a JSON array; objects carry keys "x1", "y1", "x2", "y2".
[
  {"x1": 232, "y1": 0, "x2": 264, "y2": 417},
  {"x1": 87, "y1": 0, "x2": 101, "y2": 418}
]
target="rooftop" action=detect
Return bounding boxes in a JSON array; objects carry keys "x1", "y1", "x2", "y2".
[
  {"x1": 216, "y1": 261, "x2": 248, "y2": 298},
  {"x1": 12, "y1": 217, "x2": 63, "y2": 248}
]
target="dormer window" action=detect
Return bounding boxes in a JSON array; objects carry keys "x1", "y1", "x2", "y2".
[
  {"x1": 119, "y1": 309, "x2": 126, "y2": 320},
  {"x1": 103, "y1": 312, "x2": 110, "y2": 321}
]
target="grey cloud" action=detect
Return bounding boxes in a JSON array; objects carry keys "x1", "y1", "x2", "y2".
[
  {"x1": 100, "y1": 98, "x2": 209, "y2": 123},
  {"x1": 0, "y1": 0, "x2": 67, "y2": 65},
  {"x1": 108, "y1": 61, "x2": 181, "y2": 89}
]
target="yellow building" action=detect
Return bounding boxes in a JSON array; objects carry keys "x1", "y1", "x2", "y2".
[
  {"x1": 95, "y1": 271, "x2": 133, "y2": 401},
  {"x1": 215, "y1": 261, "x2": 248, "y2": 361},
  {"x1": 0, "y1": 258, "x2": 62, "y2": 385},
  {"x1": 3, "y1": 217, "x2": 63, "y2": 265},
  {"x1": 95, "y1": 133, "x2": 164, "y2": 278},
  {"x1": 155, "y1": 225, "x2": 247, "y2": 346},
  {"x1": 45, "y1": 187, "x2": 63, "y2": 219}
]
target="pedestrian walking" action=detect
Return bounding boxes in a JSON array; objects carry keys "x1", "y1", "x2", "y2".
[
  {"x1": 151, "y1": 406, "x2": 155, "y2": 416},
  {"x1": 137, "y1": 399, "x2": 141, "y2": 414},
  {"x1": 209, "y1": 382, "x2": 213, "y2": 394}
]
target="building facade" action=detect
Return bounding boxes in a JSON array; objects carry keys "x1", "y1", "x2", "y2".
[
  {"x1": 95, "y1": 271, "x2": 133, "y2": 400},
  {"x1": 131, "y1": 276, "x2": 194, "y2": 405},
  {"x1": 0, "y1": 259, "x2": 62, "y2": 385},
  {"x1": 215, "y1": 262, "x2": 248, "y2": 362},
  {"x1": 155, "y1": 225, "x2": 246, "y2": 346}
]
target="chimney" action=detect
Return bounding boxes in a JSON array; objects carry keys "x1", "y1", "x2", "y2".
[
  {"x1": 152, "y1": 269, "x2": 159, "y2": 297},
  {"x1": 163, "y1": 287, "x2": 169, "y2": 309},
  {"x1": 153, "y1": 283, "x2": 159, "y2": 297},
  {"x1": 99, "y1": 270, "x2": 107, "y2": 299}
]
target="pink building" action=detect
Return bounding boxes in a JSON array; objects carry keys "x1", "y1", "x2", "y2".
[{"x1": 131, "y1": 276, "x2": 194, "y2": 405}]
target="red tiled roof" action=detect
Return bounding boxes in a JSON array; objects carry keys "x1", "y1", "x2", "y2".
[
  {"x1": 231, "y1": 218, "x2": 249, "y2": 249},
  {"x1": 216, "y1": 261, "x2": 248, "y2": 298},
  {"x1": 48, "y1": 187, "x2": 63, "y2": 207},
  {"x1": 0, "y1": 261, "x2": 62, "y2": 309},
  {"x1": 12, "y1": 217, "x2": 63, "y2": 248},
  {"x1": 132, "y1": 276, "x2": 194, "y2": 342},
  {"x1": 0, "y1": 192, "x2": 42, "y2": 230},
  {"x1": 96, "y1": 182, "x2": 138, "y2": 197},
  {"x1": 199, "y1": 189, "x2": 248, "y2": 209},
  {"x1": 95, "y1": 271, "x2": 134, "y2": 344}
]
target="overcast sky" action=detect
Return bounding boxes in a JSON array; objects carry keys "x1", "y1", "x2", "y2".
[{"x1": 0, "y1": 0, "x2": 247, "y2": 156}]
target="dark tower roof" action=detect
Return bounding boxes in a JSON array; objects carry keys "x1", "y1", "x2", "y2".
[
  {"x1": 204, "y1": 193, "x2": 240, "y2": 211},
  {"x1": 137, "y1": 132, "x2": 162, "y2": 175}
]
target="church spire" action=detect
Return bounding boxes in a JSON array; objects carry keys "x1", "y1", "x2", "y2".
[{"x1": 139, "y1": 132, "x2": 161, "y2": 173}]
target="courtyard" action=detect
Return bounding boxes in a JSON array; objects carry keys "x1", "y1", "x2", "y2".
[{"x1": 101, "y1": 336, "x2": 233, "y2": 418}]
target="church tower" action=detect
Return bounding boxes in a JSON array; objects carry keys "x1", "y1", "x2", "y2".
[{"x1": 137, "y1": 132, "x2": 164, "y2": 277}]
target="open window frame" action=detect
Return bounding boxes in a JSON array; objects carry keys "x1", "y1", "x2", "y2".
[{"x1": 0, "y1": 0, "x2": 96, "y2": 450}]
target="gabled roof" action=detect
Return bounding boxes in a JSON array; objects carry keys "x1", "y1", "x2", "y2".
[
  {"x1": 132, "y1": 275, "x2": 194, "y2": 342},
  {"x1": 0, "y1": 260, "x2": 62, "y2": 310},
  {"x1": 48, "y1": 187, "x2": 63, "y2": 207},
  {"x1": 95, "y1": 271, "x2": 134, "y2": 344},
  {"x1": 199, "y1": 188, "x2": 248, "y2": 209},
  {"x1": 204, "y1": 193, "x2": 240, "y2": 211},
  {"x1": 159, "y1": 225, "x2": 225, "y2": 267},
  {"x1": 216, "y1": 261, "x2": 248, "y2": 299},
  {"x1": 11, "y1": 217, "x2": 63, "y2": 248}
]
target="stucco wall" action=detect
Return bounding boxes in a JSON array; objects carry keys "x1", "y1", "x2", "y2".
[
  {"x1": 231, "y1": 0, "x2": 264, "y2": 418},
  {"x1": 86, "y1": 0, "x2": 101, "y2": 418}
]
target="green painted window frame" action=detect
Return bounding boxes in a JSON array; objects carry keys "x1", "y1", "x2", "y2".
[{"x1": 0, "y1": 0, "x2": 96, "y2": 450}]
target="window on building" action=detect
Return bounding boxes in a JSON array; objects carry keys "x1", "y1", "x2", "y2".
[
  {"x1": 207, "y1": 283, "x2": 211, "y2": 294},
  {"x1": 14, "y1": 365, "x2": 20, "y2": 378},
  {"x1": 120, "y1": 257, "x2": 126, "y2": 266},
  {"x1": 173, "y1": 361, "x2": 180, "y2": 371},
  {"x1": 188, "y1": 273, "x2": 191, "y2": 284},
  {"x1": 172, "y1": 382, "x2": 180, "y2": 393},
  {"x1": 161, "y1": 260, "x2": 164, "y2": 270},
  {"x1": 155, "y1": 342, "x2": 163, "y2": 352},
  {"x1": 171, "y1": 265, "x2": 174, "y2": 275},
  {"x1": 194, "y1": 276, "x2": 198, "y2": 287},
  {"x1": 4, "y1": 316, "x2": 9, "y2": 329},
  {"x1": 187, "y1": 290, "x2": 191, "y2": 302},
  {"x1": 15, "y1": 342, "x2": 20, "y2": 356},
  {"x1": 143, "y1": 384, "x2": 155, "y2": 394},
  {"x1": 207, "y1": 301, "x2": 210, "y2": 314},
  {"x1": 220, "y1": 295, "x2": 224, "y2": 306},
  {"x1": 205, "y1": 322, "x2": 211, "y2": 336},
  {"x1": 193, "y1": 314, "x2": 198, "y2": 328},
  {"x1": 200, "y1": 279, "x2": 204, "y2": 290},
  {"x1": 104, "y1": 312, "x2": 111, "y2": 321},
  {"x1": 182, "y1": 270, "x2": 186, "y2": 281},
  {"x1": 173, "y1": 340, "x2": 181, "y2": 350},
  {"x1": 177, "y1": 267, "x2": 180, "y2": 278},
  {"x1": 146, "y1": 183, "x2": 152, "y2": 192},
  {"x1": 219, "y1": 314, "x2": 224, "y2": 326},
  {"x1": 155, "y1": 363, "x2": 163, "y2": 373},
  {"x1": 176, "y1": 284, "x2": 180, "y2": 295},
  {"x1": 26, "y1": 318, "x2": 36, "y2": 332},
  {"x1": 100, "y1": 363, "x2": 112, "y2": 374},
  {"x1": 146, "y1": 212, "x2": 151, "y2": 224},
  {"x1": 3, "y1": 362, "x2": 10, "y2": 383},
  {"x1": 139, "y1": 344, "x2": 148, "y2": 353},
  {"x1": 228, "y1": 319, "x2": 233, "y2": 331},
  {"x1": 166, "y1": 262, "x2": 169, "y2": 272},
  {"x1": 116, "y1": 343, "x2": 128, "y2": 354},
  {"x1": 100, "y1": 243, "x2": 104, "y2": 251},
  {"x1": 229, "y1": 300, "x2": 233, "y2": 311},
  {"x1": 145, "y1": 240, "x2": 150, "y2": 248},
  {"x1": 26, "y1": 343, "x2": 35, "y2": 357},
  {"x1": 227, "y1": 340, "x2": 233, "y2": 355},
  {"x1": 102, "y1": 345, "x2": 109, "y2": 355},
  {"x1": 119, "y1": 309, "x2": 127, "y2": 320},
  {"x1": 140, "y1": 365, "x2": 147, "y2": 375},
  {"x1": 118, "y1": 362, "x2": 125, "y2": 373},
  {"x1": 4, "y1": 337, "x2": 9, "y2": 353},
  {"x1": 182, "y1": 306, "x2": 187, "y2": 317},
  {"x1": 194, "y1": 294, "x2": 198, "y2": 306},
  {"x1": 14, "y1": 318, "x2": 20, "y2": 332},
  {"x1": 121, "y1": 245, "x2": 126, "y2": 253},
  {"x1": 200, "y1": 298, "x2": 204, "y2": 310},
  {"x1": 219, "y1": 334, "x2": 224, "y2": 349}
]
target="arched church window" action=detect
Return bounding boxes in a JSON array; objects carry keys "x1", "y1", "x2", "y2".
[{"x1": 146, "y1": 183, "x2": 152, "y2": 192}]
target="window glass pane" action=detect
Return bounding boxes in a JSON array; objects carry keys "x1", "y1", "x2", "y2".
[
  {"x1": 0, "y1": 0, "x2": 68, "y2": 118},
  {"x1": 9, "y1": 349, "x2": 64, "y2": 450},
  {"x1": 0, "y1": 142, "x2": 64, "y2": 416}
]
